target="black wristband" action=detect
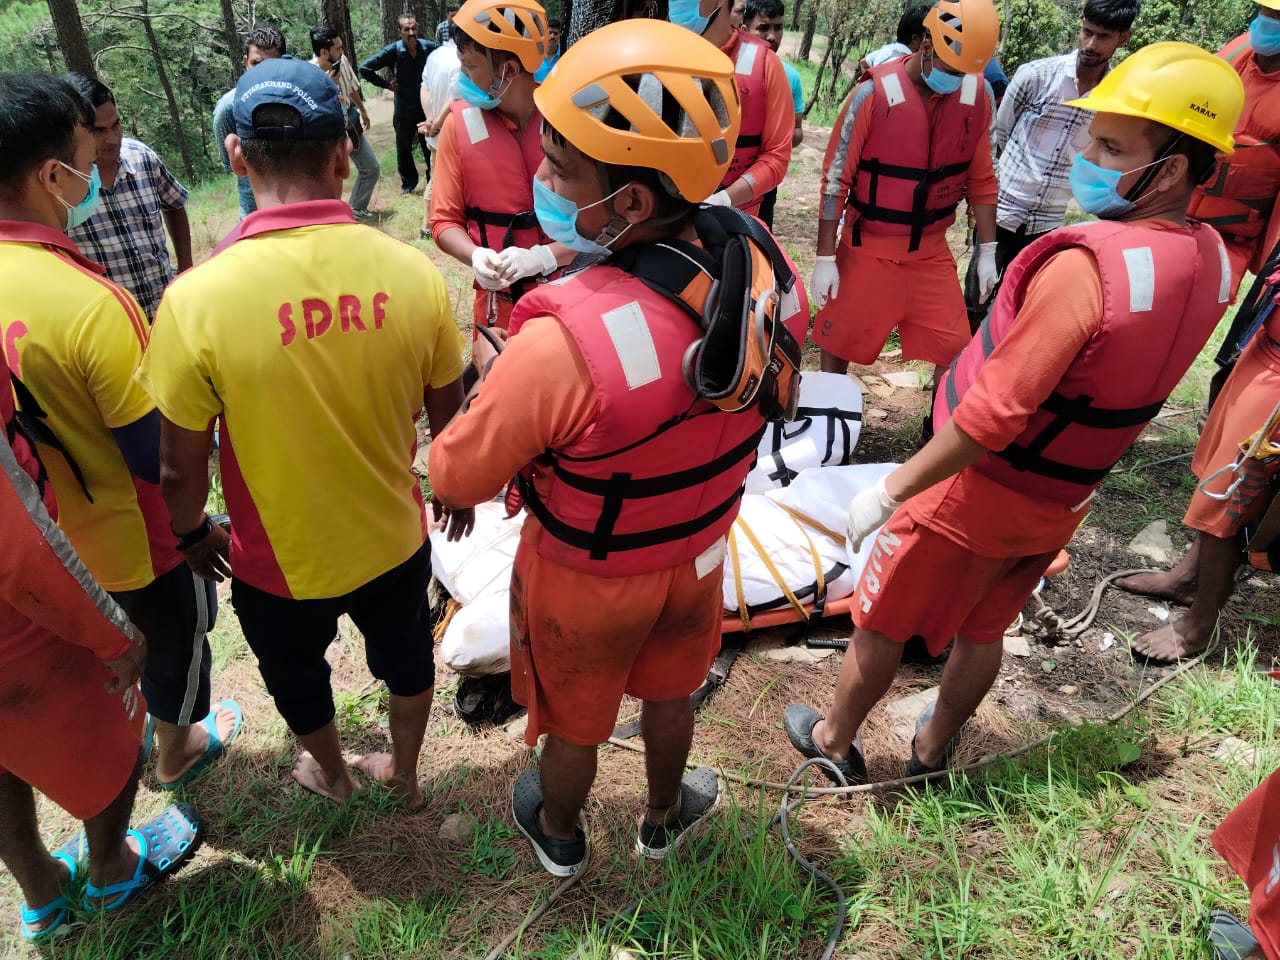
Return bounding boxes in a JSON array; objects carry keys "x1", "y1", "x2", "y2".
[{"x1": 172, "y1": 515, "x2": 213, "y2": 551}]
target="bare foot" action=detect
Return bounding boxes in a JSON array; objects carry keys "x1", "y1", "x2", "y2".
[
  {"x1": 155, "y1": 705, "x2": 239, "y2": 784},
  {"x1": 22, "y1": 857, "x2": 74, "y2": 933},
  {"x1": 291, "y1": 751, "x2": 358, "y2": 803},
  {"x1": 1130, "y1": 618, "x2": 1212, "y2": 662},
  {"x1": 353, "y1": 752, "x2": 424, "y2": 807},
  {"x1": 1114, "y1": 569, "x2": 1197, "y2": 606},
  {"x1": 811, "y1": 718, "x2": 849, "y2": 763},
  {"x1": 85, "y1": 833, "x2": 143, "y2": 910}
]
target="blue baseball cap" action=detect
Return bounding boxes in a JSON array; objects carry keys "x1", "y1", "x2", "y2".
[{"x1": 233, "y1": 55, "x2": 345, "y2": 141}]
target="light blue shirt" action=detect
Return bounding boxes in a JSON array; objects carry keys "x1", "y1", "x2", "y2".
[{"x1": 782, "y1": 61, "x2": 804, "y2": 114}]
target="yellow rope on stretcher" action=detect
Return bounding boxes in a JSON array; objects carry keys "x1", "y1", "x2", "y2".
[
  {"x1": 774, "y1": 502, "x2": 845, "y2": 544},
  {"x1": 731, "y1": 514, "x2": 825, "y2": 628},
  {"x1": 728, "y1": 526, "x2": 752, "y2": 633}
]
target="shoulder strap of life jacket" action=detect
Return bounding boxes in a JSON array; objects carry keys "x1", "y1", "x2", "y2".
[
  {"x1": 611, "y1": 205, "x2": 802, "y2": 422},
  {"x1": 9, "y1": 372, "x2": 93, "y2": 503}
]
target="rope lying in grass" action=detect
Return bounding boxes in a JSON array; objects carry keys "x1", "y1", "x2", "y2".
[{"x1": 483, "y1": 592, "x2": 1208, "y2": 957}]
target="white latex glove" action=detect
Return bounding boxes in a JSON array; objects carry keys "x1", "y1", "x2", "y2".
[
  {"x1": 976, "y1": 241, "x2": 999, "y2": 303},
  {"x1": 497, "y1": 244, "x2": 557, "y2": 283},
  {"x1": 471, "y1": 247, "x2": 509, "y2": 291},
  {"x1": 847, "y1": 475, "x2": 904, "y2": 553},
  {"x1": 705, "y1": 189, "x2": 732, "y2": 207},
  {"x1": 810, "y1": 255, "x2": 840, "y2": 310}
]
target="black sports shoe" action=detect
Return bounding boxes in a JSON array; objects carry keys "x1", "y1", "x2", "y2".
[
  {"x1": 636, "y1": 766, "x2": 720, "y2": 860},
  {"x1": 783, "y1": 703, "x2": 867, "y2": 785},
  {"x1": 511, "y1": 770, "x2": 586, "y2": 877}
]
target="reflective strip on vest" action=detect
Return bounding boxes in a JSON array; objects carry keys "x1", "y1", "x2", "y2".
[
  {"x1": 1218, "y1": 241, "x2": 1232, "y2": 304},
  {"x1": 959, "y1": 73, "x2": 978, "y2": 106},
  {"x1": 601, "y1": 301, "x2": 661, "y2": 391},
  {"x1": 462, "y1": 107, "x2": 489, "y2": 145},
  {"x1": 881, "y1": 72, "x2": 906, "y2": 107},
  {"x1": 736, "y1": 42, "x2": 759, "y2": 75},
  {"x1": 1121, "y1": 247, "x2": 1155, "y2": 313}
]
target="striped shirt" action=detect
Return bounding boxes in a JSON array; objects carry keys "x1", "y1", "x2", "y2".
[
  {"x1": 67, "y1": 138, "x2": 188, "y2": 321},
  {"x1": 993, "y1": 52, "x2": 1096, "y2": 234}
]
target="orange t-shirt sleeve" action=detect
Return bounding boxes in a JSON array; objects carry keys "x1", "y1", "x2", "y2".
[
  {"x1": 428, "y1": 315, "x2": 598, "y2": 508},
  {"x1": 820, "y1": 83, "x2": 874, "y2": 221},
  {"x1": 428, "y1": 114, "x2": 467, "y2": 244},
  {"x1": 951, "y1": 247, "x2": 1104, "y2": 451},
  {"x1": 964, "y1": 85, "x2": 998, "y2": 207},
  {"x1": 738, "y1": 50, "x2": 795, "y2": 201}
]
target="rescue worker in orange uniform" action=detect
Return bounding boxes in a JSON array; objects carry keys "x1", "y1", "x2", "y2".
[
  {"x1": 1188, "y1": 0, "x2": 1280, "y2": 299},
  {"x1": 669, "y1": 0, "x2": 794, "y2": 217},
  {"x1": 810, "y1": 0, "x2": 1000, "y2": 401},
  {"x1": 428, "y1": 0, "x2": 575, "y2": 333},
  {"x1": 782, "y1": 43, "x2": 1243, "y2": 784},
  {"x1": 429, "y1": 20, "x2": 809, "y2": 875}
]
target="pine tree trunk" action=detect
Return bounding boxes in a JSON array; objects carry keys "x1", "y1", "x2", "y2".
[
  {"x1": 46, "y1": 0, "x2": 94, "y2": 75},
  {"x1": 219, "y1": 0, "x2": 242, "y2": 84},
  {"x1": 798, "y1": 5, "x2": 818, "y2": 60},
  {"x1": 408, "y1": 0, "x2": 430, "y2": 35},
  {"x1": 139, "y1": 0, "x2": 195, "y2": 181},
  {"x1": 323, "y1": 0, "x2": 357, "y2": 60},
  {"x1": 789, "y1": 0, "x2": 803, "y2": 31},
  {"x1": 380, "y1": 0, "x2": 401, "y2": 43}
]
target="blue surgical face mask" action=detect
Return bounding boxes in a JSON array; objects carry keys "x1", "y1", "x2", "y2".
[
  {"x1": 57, "y1": 161, "x2": 100, "y2": 231},
  {"x1": 922, "y1": 54, "x2": 964, "y2": 95},
  {"x1": 533, "y1": 176, "x2": 632, "y2": 257},
  {"x1": 1069, "y1": 153, "x2": 1167, "y2": 218},
  {"x1": 1251, "y1": 13, "x2": 1280, "y2": 57},
  {"x1": 669, "y1": 0, "x2": 718, "y2": 36},
  {"x1": 457, "y1": 70, "x2": 503, "y2": 109}
]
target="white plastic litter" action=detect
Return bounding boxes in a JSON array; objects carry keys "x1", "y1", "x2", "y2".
[
  {"x1": 1148, "y1": 606, "x2": 1171, "y2": 622},
  {"x1": 1099, "y1": 632, "x2": 1116, "y2": 651}
]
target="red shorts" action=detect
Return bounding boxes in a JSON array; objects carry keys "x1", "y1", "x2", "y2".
[
  {"x1": 508, "y1": 537, "x2": 723, "y2": 747},
  {"x1": 0, "y1": 637, "x2": 145, "y2": 820},
  {"x1": 850, "y1": 511, "x2": 1057, "y2": 655},
  {"x1": 471, "y1": 288, "x2": 515, "y2": 337},
  {"x1": 1211, "y1": 767, "x2": 1280, "y2": 960},
  {"x1": 813, "y1": 246, "x2": 969, "y2": 367},
  {"x1": 1185, "y1": 334, "x2": 1280, "y2": 538}
]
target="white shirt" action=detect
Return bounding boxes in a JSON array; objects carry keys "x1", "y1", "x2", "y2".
[
  {"x1": 421, "y1": 41, "x2": 461, "y2": 151},
  {"x1": 865, "y1": 42, "x2": 911, "y2": 67}
]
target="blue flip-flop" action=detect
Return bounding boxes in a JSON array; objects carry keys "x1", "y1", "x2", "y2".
[
  {"x1": 83, "y1": 802, "x2": 201, "y2": 912},
  {"x1": 18, "y1": 851, "x2": 78, "y2": 942},
  {"x1": 157, "y1": 699, "x2": 243, "y2": 791}
]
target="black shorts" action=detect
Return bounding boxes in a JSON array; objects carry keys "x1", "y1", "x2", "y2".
[
  {"x1": 231, "y1": 541, "x2": 436, "y2": 736},
  {"x1": 111, "y1": 563, "x2": 218, "y2": 726}
]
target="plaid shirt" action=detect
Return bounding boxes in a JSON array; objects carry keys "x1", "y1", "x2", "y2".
[
  {"x1": 68, "y1": 138, "x2": 188, "y2": 320},
  {"x1": 994, "y1": 52, "x2": 1098, "y2": 234}
]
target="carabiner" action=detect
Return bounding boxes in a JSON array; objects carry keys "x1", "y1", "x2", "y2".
[{"x1": 1199, "y1": 457, "x2": 1245, "y2": 501}]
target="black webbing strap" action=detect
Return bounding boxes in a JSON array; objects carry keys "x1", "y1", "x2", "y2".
[
  {"x1": 765, "y1": 406, "x2": 863, "y2": 465},
  {"x1": 463, "y1": 206, "x2": 538, "y2": 251},
  {"x1": 1215, "y1": 237, "x2": 1280, "y2": 368},
  {"x1": 519, "y1": 474, "x2": 747, "y2": 560},
  {"x1": 995, "y1": 392, "x2": 1163, "y2": 485},
  {"x1": 9, "y1": 373, "x2": 92, "y2": 502},
  {"x1": 549, "y1": 427, "x2": 763, "y2": 498},
  {"x1": 736, "y1": 132, "x2": 763, "y2": 149},
  {"x1": 851, "y1": 157, "x2": 969, "y2": 252}
]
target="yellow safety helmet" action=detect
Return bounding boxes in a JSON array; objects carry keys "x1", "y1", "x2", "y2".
[
  {"x1": 1065, "y1": 41, "x2": 1244, "y2": 155},
  {"x1": 533, "y1": 19, "x2": 741, "y2": 202},
  {"x1": 453, "y1": 0, "x2": 549, "y2": 73},
  {"x1": 1255, "y1": 0, "x2": 1280, "y2": 10},
  {"x1": 925, "y1": 0, "x2": 999, "y2": 75}
]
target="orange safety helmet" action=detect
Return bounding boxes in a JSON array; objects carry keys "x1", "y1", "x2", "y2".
[
  {"x1": 453, "y1": 0, "x2": 549, "y2": 73},
  {"x1": 533, "y1": 19, "x2": 741, "y2": 203},
  {"x1": 924, "y1": 0, "x2": 999, "y2": 75}
]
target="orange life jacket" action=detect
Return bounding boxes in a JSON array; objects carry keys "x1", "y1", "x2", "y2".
[
  {"x1": 721, "y1": 32, "x2": 769, "y2": 190},
  {"x1": 849, "y1": 58, "x2": 987, "y2": 252},
  {"x1": 1189, "y1": 34, "x2": 1280, "y2": 242},
  {"x1": 508, "y1": 254, "x2": 809, "y2": 577},
  {"x1": 450, "y1": 100, "x2": 548, "y2": 261},
  {"x1": 937, "y1": 220, "x2": 1231, "y2": 506}
]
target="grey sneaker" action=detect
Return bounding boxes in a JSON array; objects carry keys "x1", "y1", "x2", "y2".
[
  {"x1": 905, "y1": 700, "x2": 958, "y2": 779},
  {"x1": 511, "y1": 770, "x2": 587, "y2": 878},
  {"x1": 352, "y1": 208, "x2": 374, "y2": 221},
  {"x1": 636, "y1": 766, "x2": 720, "y2": 861},
  {"x1": 783, "y1": 703, "x2": 867, "y2": 785}
]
